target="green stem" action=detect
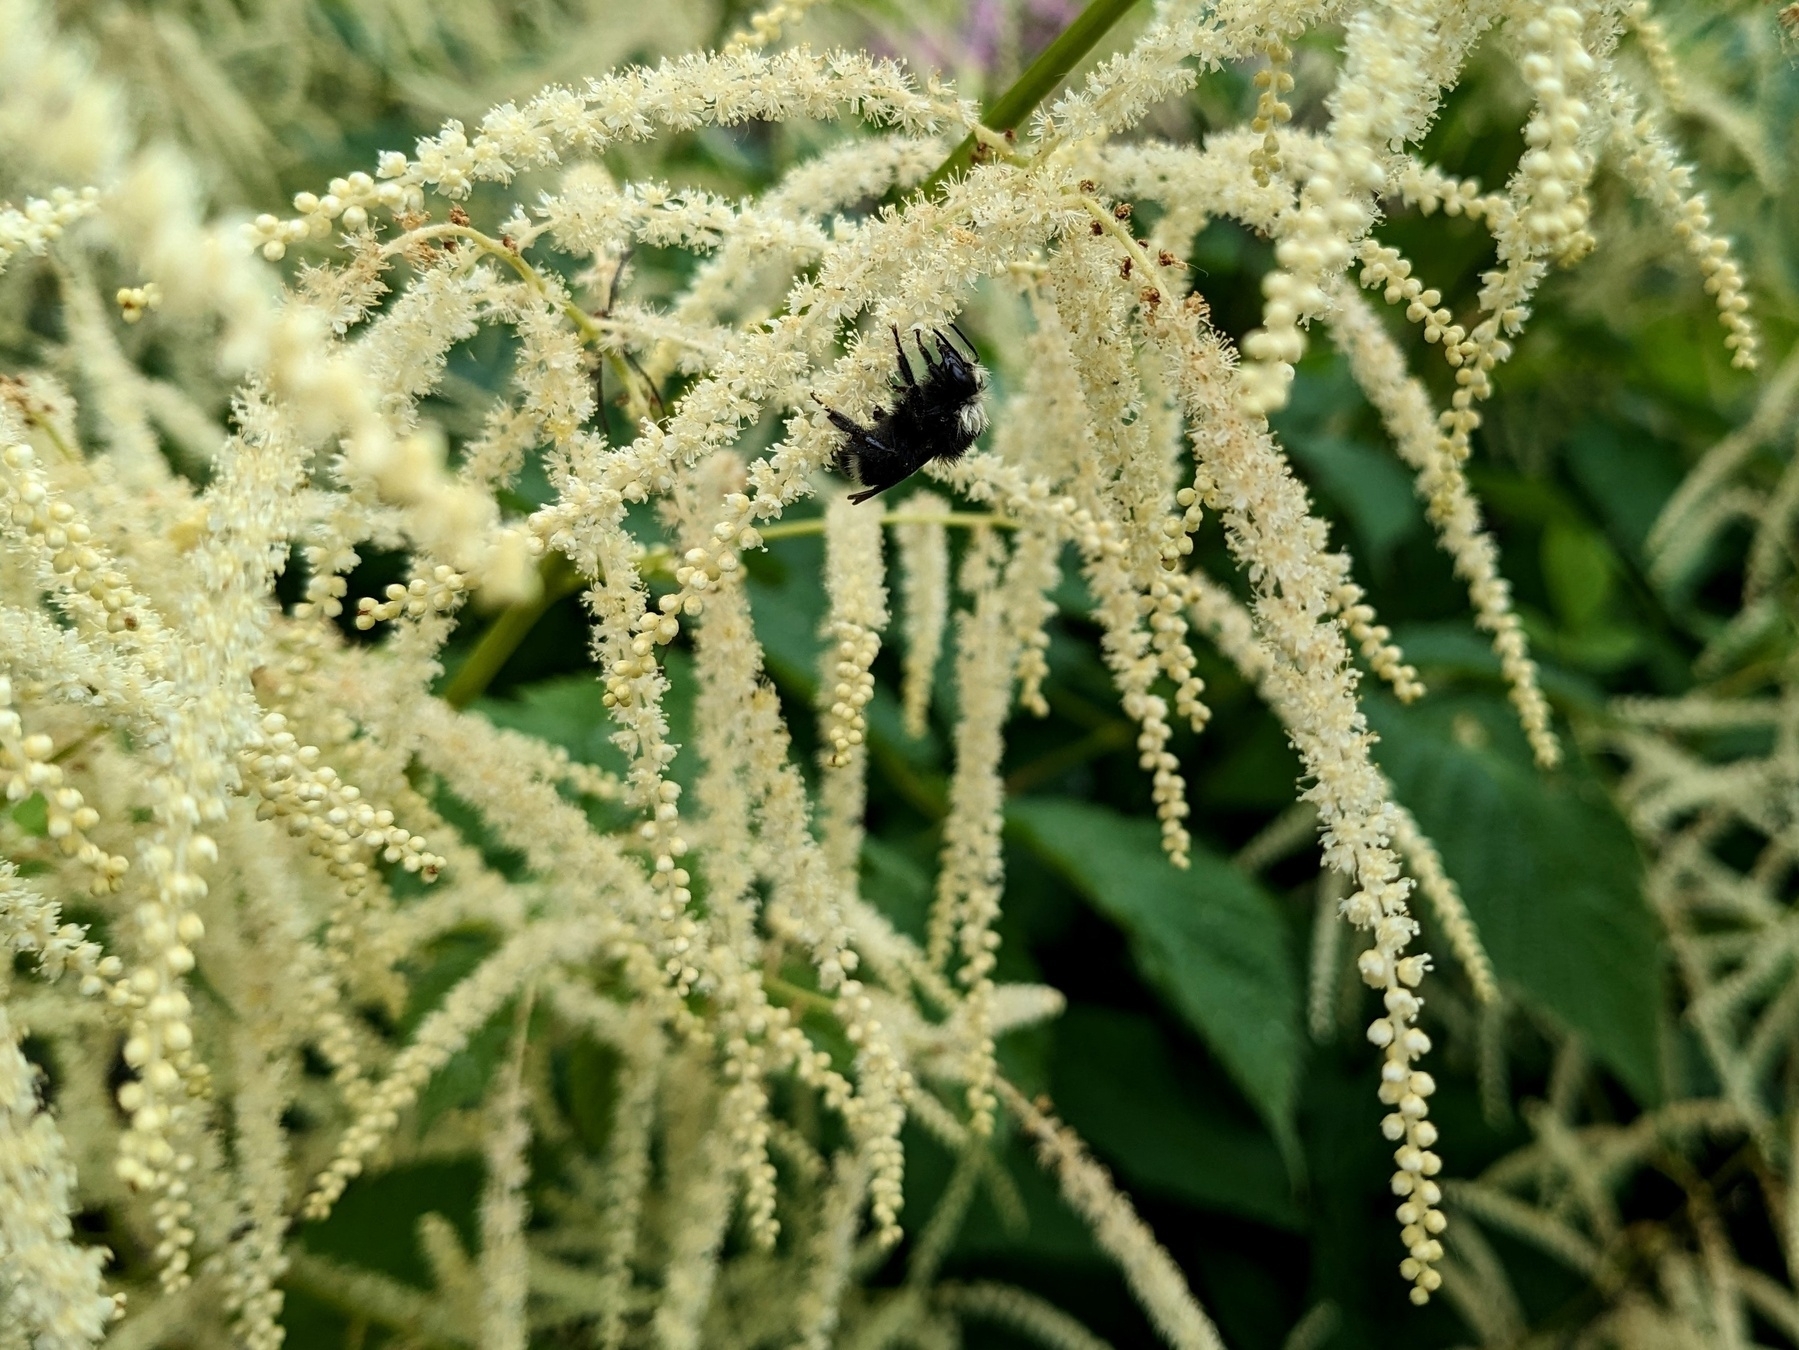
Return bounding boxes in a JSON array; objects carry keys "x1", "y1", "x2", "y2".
[
  {"x1": 440, "y1": 553, "x2": 585, "y2": 709},
  {"x1": 911, "y1": 0, "x2": 1144, "y2": 199},
  {"x1": 765, "y1": 975, "x2": 839, "y2": 1017},
  {"x1": 756, "y1": 510, "x2": 1013, "y2": 542},
  {"x1": 401, "y1": 224, "x2": 660, "y2": 424},
  {"x1": 394, "y1": 224, "x2": 602, "y2": 343}
]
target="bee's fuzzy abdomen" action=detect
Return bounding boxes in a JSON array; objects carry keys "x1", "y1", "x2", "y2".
[{"x1": 825, "y1": 324, "x2": 986, "y2": 504}]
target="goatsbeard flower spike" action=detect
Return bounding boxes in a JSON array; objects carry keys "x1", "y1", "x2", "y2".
[{"x1": 262, "y1": 5, "x2": 1741, "y2": 1310}]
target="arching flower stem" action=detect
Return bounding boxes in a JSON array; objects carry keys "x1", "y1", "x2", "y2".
[
  {"x1": 909, "y1": 0, "x2": 1144, "y2": 199},
  {"x1": 384, "y1": 223, "x2": 603, "y2": 343},
  {"x1": 758, "y1": 511, "x2": 1015, "y2": 542},
  {"x1": 440, "y1": 553, "x2": 586, "y2": 709},
  {"x1": 443, "y1": 514, "x2": 1013, "y2": 708}
]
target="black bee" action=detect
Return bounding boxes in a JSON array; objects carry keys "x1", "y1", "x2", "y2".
[{"x1": 821, "y1": 324, "x2": 987, "y2": 504}]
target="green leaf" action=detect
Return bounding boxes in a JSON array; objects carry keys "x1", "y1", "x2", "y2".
[
  {"x1": 415, "y1": 1013, "x2": 511, "y2": 1130},
  {"x1": 1286, "y1": 434, "x2": 1421, "y2": 570},
  {"x1": 1551, "y1": 623, "x2": 1645, "y2": 675},
  {"x1": 299, "y1": 1160, "x2": 481, "y2": 1287},
  {"x1": 476, "y1": 674, "x2": 628, "y2": 775},
  {"x1": 1562, "y1": 421, "x2": 1682, "y2": 560},
  {"x1": 859, "y1": 836, "x2": 933, "y2": 943},
  {"x1": 1367, "y1": 694, "x2": 1664, "y2": 1102},
  {"x1": 564, "y1": 1036, "x2": 622, "y2": 1153},
  {"x1": 399, "y1": 930, "x2": 499, "y2": 1034},
  {"x1": 1008, "y1": 798, "x2": 1303, "y2": 1161},
  {"x1": 399, "y1": 929, "x2": 513, "y2": 1129},
  {"x1": 1391, "y1": 620, "x2": 1606, "y2": 712},
  {"x1": 1052, "y1": 1005, "x2": 1301, "y2": 1229},
  {"x1": 1541, "y1": 521, "x2": 1616, "y2": 630},
  {"x1": 1197, "y1": 716, "x2": 1302, "y2": 810},
  {"x1": 745, "y1": 531, "x2": 825, "y2": 694},
  {"x1": 475, "y1": 648, "x2": 699, "y2": 794},
  {"x1": 10, "y1": 792, "x2": 47, "y2": 838}
]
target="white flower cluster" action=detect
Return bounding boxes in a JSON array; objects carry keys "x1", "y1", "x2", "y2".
[
  {"x1": 895, "y1": 493, "x2": 953, "y2": 734},
  {"x1": 0, "y1": 679, "x2": 124, "y2": 890},
  {"x1": 0, "y1": 187, "x2": 98, "y2": 273},
  {"x1": 1515, "y1": 5, "x2": 1600, "y2": 264},
  {"x1": 0, "y1": 1005, "x2": 121, "y2": 1350},
  {"x1": 818, "y1": 496, "x2": 887, "y2": 771}
]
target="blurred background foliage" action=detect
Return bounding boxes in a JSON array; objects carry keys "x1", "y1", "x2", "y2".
[{"x1": 18, "y1": 0, "x2": 1799, "y2": 1345}]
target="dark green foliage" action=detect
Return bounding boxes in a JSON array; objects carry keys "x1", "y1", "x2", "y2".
[
  {"x1": 1368, "y1": 693, "x2": 1664, "y2": 1102},
  {"x1": 1009, "y1": 798, "x2": 1303, "y2": 1163}
]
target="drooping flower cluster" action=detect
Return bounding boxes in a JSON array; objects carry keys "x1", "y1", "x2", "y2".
[{"x1": 0, "y1": 0, "x2": 1765, "y2": 1342}]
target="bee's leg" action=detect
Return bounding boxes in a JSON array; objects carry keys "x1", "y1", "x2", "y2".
[
  {"x1": 914, "y1": 329, "x2": 941, "y2": 378},
  {"x1": 848, "y1": 481, "x2": 895, "y2": 505},
  {"x1": 891, "y1": 326, "x2": 918, "y2": 387},
  {"x1": 815, "y1": 395, "x2": 875, "y2": 440},
  {"x1": 816, "y1": 395, "x2": 898, "y2": 489},
  {"x1": 821, "y1": 407, "x2": 867, "y2": 439},
  {"x1": 599, "y1": 247, "x2": 634, "y2": 314},
  {"x1": 617, "y1": 348, "x2": 665, "y2": 421},
  {"x1": 947, "y1": 321, "x2": 978, "y2": 363}
]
